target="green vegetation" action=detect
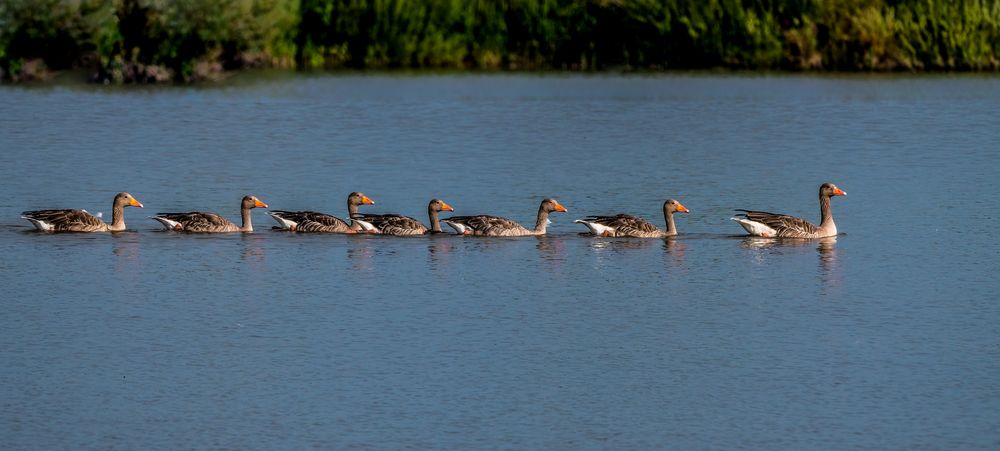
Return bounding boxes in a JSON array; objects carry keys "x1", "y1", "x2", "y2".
[{"x1": 2, "y1": 0, "x2": 999, "y2": 82}]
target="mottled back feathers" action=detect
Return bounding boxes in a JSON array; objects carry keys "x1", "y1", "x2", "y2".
[{"x1": 733, "y1": 209, "x2": 821, "y2": 238}]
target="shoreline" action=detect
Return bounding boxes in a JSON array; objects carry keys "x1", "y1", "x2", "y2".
[{"x1": 5, "y1": 65, "x2": 999, "y2": 87}]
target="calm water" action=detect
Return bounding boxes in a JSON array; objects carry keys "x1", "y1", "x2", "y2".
[{"x1": 1, "y1": 73, "x2": 998, "y2": 449}]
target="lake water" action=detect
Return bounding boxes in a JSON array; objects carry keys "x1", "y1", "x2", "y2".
[{"x1": 1, "y1": 73, "x2": 998, "y2": 449}]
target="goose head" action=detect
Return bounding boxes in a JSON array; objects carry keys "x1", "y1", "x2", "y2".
[
  {"x1": 541, "y1": 198, "x2": 568, "y2": 213},
  {"x1": 348, "y1": 192, "x2": 375, "y2": 206},
  {"x1": 820, "y1": 183, "x2": 847, "y2": 198},
  {"x1": 242, "y1": 195, "x2": 268, "y2": 209},
  {"x1": 115, "y1": 192, "x2": 144, "y2": 208},
  {"x1": 663, "y1": 199, "x2": 689, "y2": 214},
  {"x1": 429, "y1": 199, "x2": 454, "y2": 212}
]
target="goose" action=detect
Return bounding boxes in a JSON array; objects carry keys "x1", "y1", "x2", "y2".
[
  {"x1": 575, "y1": 199, "x2": 689, "y2": 237},
  {"x1": 351, "y1": 199, "x2": 455, "y2": 236},
  {"x1": 152, "y1": 195, "x2": 267, "y2": 232},
  {"x1": 442, "y1": 198, "x2": 567, "y2": 237},
  {"x1": 267, "y1": 192, "x2": 374, "y2": 233},
  {"x1": 22, "y1": 192, "x2": 143, "y2": 232},
  {"x1": 732, "y1": 183, "x2": 846, "y2": 238}
]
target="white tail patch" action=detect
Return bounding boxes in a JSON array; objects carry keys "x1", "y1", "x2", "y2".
[
  {"x1": 22, "y1": 216, "x2": 53, "y2": 231},
  {"x1": 352, "y1": 218, "x2": 377, "y2": 233},
  {"x1": 151, "y1": 216, "x2": 182, "y2": 231},
  {"x1": 267, "y1": 212, "x2": 297, "y2": 230},
  {"x1": 442, "y1": 220, "x2": 467, "y2": 235},
  {"x1": 574, "y1": 219, "x2": 614, "y2": 236},
  {"x1": 732, "y1": 217, "x2": 776, "y2": 237}
]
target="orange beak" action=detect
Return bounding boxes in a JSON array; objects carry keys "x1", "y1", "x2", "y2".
[
  {"x1": 833, "y1": 188, "x2": 847, "y2": 196},
  {"x1": 129, "y1": 198, "x2": 144, "y2": 208},
  {"x1": 362, "y1": 195, "x2": 375, "y2": 205},
  {"x1": 254, "y1": 199, "x2": 268, "y2": 208},
  {"x1": 676, "y1": 202, "x2": 689, "y2": 213},
  {"x1": 554, "y1": 202, "x2": 568, "y2": 213},
  {"x1": 440, "y1": 201, "x2": 454, "y2": 212}
]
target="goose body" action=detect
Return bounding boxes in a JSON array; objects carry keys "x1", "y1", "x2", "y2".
[
  {"x1": 443, "y1": 198, "x2": 567, "y2": 237},
  {"x1": 351, "y1": 199, "x2": 454, "y2": 236},
  {"x1": 576, "y1": 199, "x2": 689, "y2": 238},
  {"x1": 22, "y1": 192, "x2": 143, "y2": 232},
  {"x1": 152, "y1": 195, "x2": 267, "y2": 233},
  {"x1": 268, "y1": 192, "x2": 374, "y2": 233},
  {"x1": 267, "y1": 210, "x2": 354, "y2": 233},
  {"x1": 732, "y1": 183, "x2": 846, "y2": 238}
]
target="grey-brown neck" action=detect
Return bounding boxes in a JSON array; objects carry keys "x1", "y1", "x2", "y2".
[
  {"x1": 663, "y1": 206, "x2": 677, "y2": 236},
  {"x1": 819, "y1": 194, "x2": 834, "y2": 228},
  {"x1": 241, "y1": 205, "x2": 253, "y2": 232},
  {"x1": 110, "y1": 199, "x2": 126, "y2": 231},
  {"x1": 428, "y1": 205, "x2": 442, "y2": 232},
  {"x1": 347, "y1": 200, "x2": 362, "y2": 231},
  {"x1": 533, "y1": 205, "x2": 550, "y2": 234}
]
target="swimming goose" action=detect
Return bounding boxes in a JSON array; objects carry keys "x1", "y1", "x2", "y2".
[
  {"x1": 152, "y1": 195, "x2": 267, "y2": 232},
  {"x1": 22, "y1": 192, "x2": 143, "y2": 232},
  {"x1": 575, "y1": 199, "x2": 689, "y2": 237},
  {"x1": 732, "y1": 183, "x2": 846, "y2": 238},
  {"x1": 351, "y1": 199, "x2": 454, "y2": 236},
  {"x1": 268, "y1": 192, "x2": 374, "y2": 233},
  {"x1": 442, "y1": 198, "x2": 567, "y2": 237}
]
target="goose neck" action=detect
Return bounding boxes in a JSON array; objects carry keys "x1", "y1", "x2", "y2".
[
  {"x1": 663, "y1": 207, "x2": 677, "y2": 236},
  {"x1": 241, "y1": 205, "x2": 253, "y2": 232},
  {"x1": 428, "y1": 206, "x2": 442, "y2": 232},
  {"x1": 109, "y1": 201, "x2": 126, "y2": 231},
  {"x1": 533, "y1": 206, "x2": 550, "y2": 234}
]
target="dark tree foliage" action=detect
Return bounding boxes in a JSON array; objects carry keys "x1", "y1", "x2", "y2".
[{"x1": 1, "y1": 0, "x2": 998, "y2": 82}]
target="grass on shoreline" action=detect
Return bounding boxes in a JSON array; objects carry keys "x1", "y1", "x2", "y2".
[{"x1": 2, "y1": 0, "x2": 999, "y2": 83}]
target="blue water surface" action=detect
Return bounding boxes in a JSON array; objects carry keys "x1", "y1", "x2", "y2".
[{"x1": 1, "y1": 73, "x2": 998, "y2": 449}]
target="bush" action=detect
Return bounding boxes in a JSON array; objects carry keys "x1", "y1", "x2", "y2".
[
  {"x1": 0, "y1": 0, "x2": 117, "y2": 80},
  {"x1": 1, "y1": 0, "x2": 998, "y2": 82}
]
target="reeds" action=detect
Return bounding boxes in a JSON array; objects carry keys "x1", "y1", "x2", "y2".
[{"x1": 2, "y1": 0, "x2": 998, "y2": 82}]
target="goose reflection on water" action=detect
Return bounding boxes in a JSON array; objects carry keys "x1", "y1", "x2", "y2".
[
  {"x1": 346, "y1": 237, "x2": 377, "y2": 272},
  {"x1": 535, "y1": 235, "x2": 567, "y2": 272},
  {"x1": 426, "y1": 235, "x2": 457, "y2": 269},
  {"x1": 662, "y1": 237, "x2": 688, "y2": 267},
  {"x1": 816, "y1": 236, "x2": 841, "y2": 288},
  {"x1": 240, "y1": 233, "x2": 267, "y2": 269},
  {"x1": 587, "y1": 236, "x2": 658, "y2": 252},
  {"x1": 111, "y1": 232, "x2": 141, "y2": 276},
  {"x1": 740, "y1": 235, "x2": 841, "y2": 287},
  {"x1": 534, "y1": 235, "x2": 565, "y2": 257}
]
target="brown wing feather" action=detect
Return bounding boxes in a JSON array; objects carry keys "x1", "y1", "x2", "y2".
[
  {"x1": 157, "y1": 212, "x2": 237, "y2": 232},
  {"x1": 22, "y1": 209, "x2": 107, "y2": 232},
  {"x1": 736, "y1": 210, "x2": 820, "y2": 238},
  {"x1": 586, "y1": 214, "x2": 659, "y2": 237},
  {"x1": 447, "y1": 215, "x2": 532, "y2": 236},
  {"x1": 354, "y1": 213, "x2": 427, "y2": 236},
  {"x1": 270, "y1": 210, "x2": 352, "y2": 233}
]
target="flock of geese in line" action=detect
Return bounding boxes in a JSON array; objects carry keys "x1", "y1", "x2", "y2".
[{"x1": 20, "y1": 183, "x2": 847, "y2": 239}]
